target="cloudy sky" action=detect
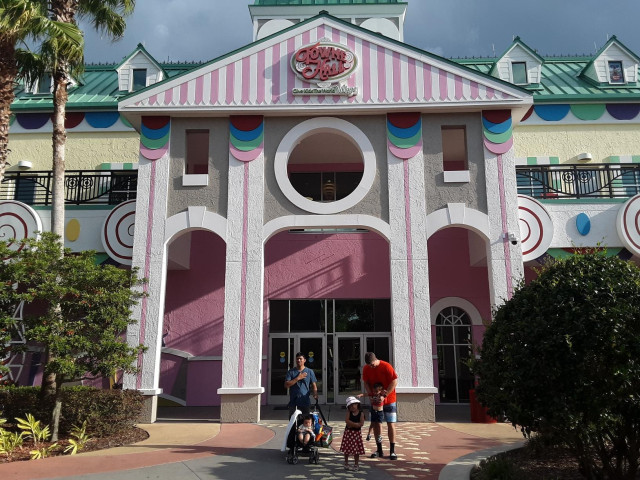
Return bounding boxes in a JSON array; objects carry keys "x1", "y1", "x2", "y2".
[{"x1": 81, "y1": 0, "x2": 640, "y2": 64}]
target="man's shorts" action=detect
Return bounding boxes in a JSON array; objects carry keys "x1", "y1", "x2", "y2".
[{"x1": 370, "y1": 403, "x2": 397, "y2": 423}]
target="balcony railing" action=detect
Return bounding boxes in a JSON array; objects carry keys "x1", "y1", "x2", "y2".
[
  {"x1": 0, "y1": 170, "x2": 138, "y2": 206},
  {"x1": 516, "y1": 164, "x2": 640, "y2": 200}
]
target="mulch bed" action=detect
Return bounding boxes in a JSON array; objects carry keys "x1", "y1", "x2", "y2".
[
  {"x1": 0, "y1": 426, "x2": 149, "y2": 463},
  {"x1": 499, "y1": 446, "x2": 585, "y2": 479}
]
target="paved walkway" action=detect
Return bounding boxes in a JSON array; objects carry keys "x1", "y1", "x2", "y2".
[{"x1": 0, "y1": 407, "x2": 524, "y2": 480}]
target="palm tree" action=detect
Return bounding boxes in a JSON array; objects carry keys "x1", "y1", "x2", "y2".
[
  {"x1": 48, "y1": 0, "x2": 135, "y2": 240},
  {"x1": 43, "y1": 0, "x2": 135, "y2": 441},
  {"x1": 0, "y1": 0, "x2": 82, "y2": 186}
]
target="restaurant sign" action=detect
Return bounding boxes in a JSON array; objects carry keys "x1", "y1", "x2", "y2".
[{"x1": 290, "y1": 39, "x2": 358, "y2": 97}]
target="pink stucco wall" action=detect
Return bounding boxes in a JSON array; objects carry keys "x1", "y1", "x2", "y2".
[
  {"x1": 428, "y1": 228, "x2": 491, "y2": 320},
  {"x1": 161, "y1": 230, "x2": 226, "y2": 405},
  {"x1": 264, "y1": 231, "x2": 391, "y2": 300},
  {"x1": 163, "y1": 231, "x2": 226, "y2": 356}
]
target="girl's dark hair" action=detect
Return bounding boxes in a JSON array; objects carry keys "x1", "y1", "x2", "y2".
[{"x1": 373, "y1": 382, "x2": 384, "y2": 389}]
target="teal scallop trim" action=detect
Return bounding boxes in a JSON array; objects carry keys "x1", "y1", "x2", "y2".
[
  {"x1": 140, "y1": 131, "x2": 171, "y2": 149},
  {"x1": 387, "y1": 128, "x2": 422, "y2": 149},
  {"x1": 483, "y1": 128, "x2": 513, "y2": 144},
  {"x1": 570, "y1": 104, "x2": 606, "y2": 121}
]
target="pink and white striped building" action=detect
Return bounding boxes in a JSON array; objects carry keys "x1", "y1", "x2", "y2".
[{"x1": 118, "y1": 1, "x2": 532, "y2": 423}]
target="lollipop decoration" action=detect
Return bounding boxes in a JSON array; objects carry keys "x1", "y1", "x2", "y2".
[
  {"x1": 518, "y1": 195, "x2": 554, "y2": 261},
  {"x1": 617, "y1": 194, "x2": 640, "y2": 256},
  {"x1": 101, "y1": 200, "x2": 136, "y2": 265},
  {"x1": 0, "y1": 201, "x2": 42, "y2": 252}
]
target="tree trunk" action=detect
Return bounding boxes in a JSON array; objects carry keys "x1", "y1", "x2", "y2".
[
  {"x1": 50, "y1": 62, "x2": 68, "y2": 240},
  {"x1": 0, "y1": 37, "x2": 18, "y2": 187},
  {"x1": 50, "y1": 378, "x2": 63, "y2": 442}
]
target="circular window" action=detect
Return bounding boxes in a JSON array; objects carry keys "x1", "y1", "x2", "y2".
[{"x1": 274, "y1": 118, "x2": 376, "y2": 215}]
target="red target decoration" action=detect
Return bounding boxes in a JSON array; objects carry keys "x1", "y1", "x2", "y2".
[
  {"x1": 101, "y1": 200, "x2": 136, "y2": 265},
  {"x1": 518, "y1": 195, "x2": 554, "y2": 261},
  {"x1": 0, "y1": 201, "x2": 42, "y2": 252},
  {"x1": 617, "y1": 195, "x2": 640, "y2": 256}
]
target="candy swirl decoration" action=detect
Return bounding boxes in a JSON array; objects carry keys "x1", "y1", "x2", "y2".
[
  {"x1": 387, "y1": 112, "x2": 422, "y2": 159},
  {"x1": 140, "y1": 116, "x2": 170, "y2": 161},
  {"x1": 482, "y1": 110, "x2": 513, "y2": 155},
  {"x1": 616, "y1": 194, "x2": 640, "y2": 256},
  {"x1": 101, "y1": 200, "x2": 136, "y2": 265},
  {"x1": 229, "y1": 116, "x2": 264, "y2": 162},
  {"x1": 0, "y1": 201, "x2": 42, "y2": 252},
  {"x1": 517, "y1": 195, "x2": 554, "y2": 261}
]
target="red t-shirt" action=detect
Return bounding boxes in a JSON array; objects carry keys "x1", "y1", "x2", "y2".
[{"x1": 362, "y1": 360, "x2": 398, "y2": 405}]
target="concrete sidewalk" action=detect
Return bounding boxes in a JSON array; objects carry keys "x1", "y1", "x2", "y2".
[{"x1": 0, "y1": 406, "x2": 524, "y2": 480}]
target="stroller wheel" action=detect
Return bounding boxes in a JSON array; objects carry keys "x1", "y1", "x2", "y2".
[
  {"x1": 292, "y1": 455, "x2": 299, "y2": 464},
  {"x1": 314, "y1": 450, "x2": 320, "y2": 464}
]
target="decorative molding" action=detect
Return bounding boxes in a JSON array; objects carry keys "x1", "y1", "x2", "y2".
[
  {"x1": 182, "y1": 174, "x2": 209, "y2": 186},
  {"x1": 430, "y1": 297, "x2": 484, "y2": 326},
  {"x1": 164, "y1": 208, "x2": 227, "y2": 243},
  {"x1": 426, "y1": 204, "x2": 490, "y2": 240},
  {"x1": 263, "y1": 214, "x2": 391, "y2": 242},
  {"x1": 443, "y1": 170, "x2": 470, "y2": 183},
  {"x1": 274, "y1": 117, "x2": 376, "y2": 214}
]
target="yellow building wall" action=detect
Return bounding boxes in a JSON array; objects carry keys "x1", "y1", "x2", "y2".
[
  {"x1": 514, "y1": 124, "x2": 640, "y2": 162},
  {"x1": 7, "y1": 132, "x2": 139, "y2": 171}
]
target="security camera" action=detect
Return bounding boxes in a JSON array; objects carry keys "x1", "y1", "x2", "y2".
[{"x1": 507, "y1": 233, "x2": 519, "y2": 245}]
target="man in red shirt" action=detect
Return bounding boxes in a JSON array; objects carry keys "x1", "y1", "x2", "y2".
[{"x1": 362, "y1": 351, "x2": 398, "y2": 460}]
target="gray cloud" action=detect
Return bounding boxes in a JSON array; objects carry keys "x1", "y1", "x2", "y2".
[{"x1": 81, "y1": 0, "x2": 640, "y2": 64}]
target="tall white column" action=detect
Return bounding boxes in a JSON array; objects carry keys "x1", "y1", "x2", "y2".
[
  {"x1": 218, "y1": 117, "x2": 265, "y2": 422},
  {"x1": 482, "y1": 112, "x2": 524, "y2": 307},
  {"x1": 125, "y1": 118, "x2": 172, "y2": 422},
  {"x1": 386, "y1": 114, "x2": 437, "y2": 421}
]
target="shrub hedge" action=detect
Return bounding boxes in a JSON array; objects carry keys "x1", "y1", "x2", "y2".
[{"x1": 0, "y1": 386, "x2": 143, "y2": 437}]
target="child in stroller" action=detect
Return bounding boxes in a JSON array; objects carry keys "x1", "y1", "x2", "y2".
[
  {"x1": 285, "y1": 411, "x2": 320, "y2": 464},
  {"x1": 284, "y1": 406, "x2": 331, "y2": 464}
]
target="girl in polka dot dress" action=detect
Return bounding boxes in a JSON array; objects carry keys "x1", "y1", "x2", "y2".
[{"x1": 340, "y1": 396, "x2": 365, "y2": 471}]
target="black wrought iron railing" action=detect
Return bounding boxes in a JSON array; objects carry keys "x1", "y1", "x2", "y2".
[
  {"x1": 516, "y1": 164, "x2": 640, "y2": 200},
  {"x1": 0, "y1": 170, "x2": 137, "y2": 206}
]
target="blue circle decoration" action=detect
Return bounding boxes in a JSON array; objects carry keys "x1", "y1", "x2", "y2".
[{"x1": 576, "y1": 213, "x2": 591, "y2": 236}]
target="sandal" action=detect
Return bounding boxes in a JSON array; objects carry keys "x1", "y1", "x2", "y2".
[
  {"x1": 389, "y1": 452, "x2": 398, "y2": 460},
  {"x1": 370, "y1": 451, "x2": 384, "y2": 458}
]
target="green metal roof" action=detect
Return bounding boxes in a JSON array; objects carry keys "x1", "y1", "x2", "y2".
[
  {"x1": 253, "y1": 0, "x2": 404, "y2": 5},
  {"x1": 11, "y1": 63, "x2": 198, "y2": 112},
  {"x1": 455, "y1": 56, "x2": 640, "y2": 103}
]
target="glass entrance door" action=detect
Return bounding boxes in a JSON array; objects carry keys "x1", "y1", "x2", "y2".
[
  {"x1": 334, "y1": 335, "x2": 391, "y2": 405},
  {"x1": 268, "y1": 335, "x2": 325, "y2": 405},
  {"x1": 336, "y1": 336, "x2": 362, "y2": 404}
]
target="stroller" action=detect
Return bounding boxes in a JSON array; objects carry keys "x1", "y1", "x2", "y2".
[{"x1": 282, "y1": 401, "x2": 333, "y2": 465}]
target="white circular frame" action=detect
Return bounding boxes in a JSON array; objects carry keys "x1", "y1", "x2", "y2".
[{"x1": 274, "y1": 117, "x2": 376, "y2": 215}]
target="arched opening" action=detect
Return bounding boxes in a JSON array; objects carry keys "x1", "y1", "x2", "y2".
[
  {"x1": 160, "y1": 230, "x2": 226, "y2": 407},
  {"x1": 263, "y1": 225, "x2": 392, "y2": 406},
  {"x1": 434, "y1": 306, "x2": 474, "y2": 404},
  {"x1": 428, "y1": 226, "x2": 491, "y2": 404}
]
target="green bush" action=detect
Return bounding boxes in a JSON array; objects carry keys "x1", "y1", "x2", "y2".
[
  {"x1": 474, "y1": 252, "x2": 640, "y2": 479},
  {"x1": 0, "y1": 386, "x2": 143, "y2": 437},
  {"x1": 472, "y1": 453, "x2": 520, "y2": 480}
]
